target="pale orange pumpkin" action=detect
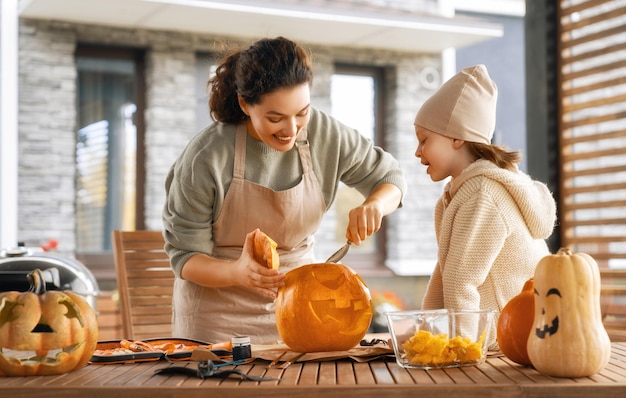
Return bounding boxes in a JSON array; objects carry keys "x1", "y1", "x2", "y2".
[
  {"x1": 0, "y1": 269, "x2": 99, "y2": 376},
  {"x1": 527, "y1": 248, "x2": 611, "y2": 377},
  {"x1": 275, "y1": 263, "x2": 372, "y2": 352},
  {"x1": 496, "y1": 278, "x2": 534, "y2": 366}
]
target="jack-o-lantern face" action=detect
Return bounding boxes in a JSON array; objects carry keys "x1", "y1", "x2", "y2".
[
  {"x1": 533, "y1": 287, "x2": 560, "y2": 339},
  {"x1": 275, "y1": 263, "x2": 372, "y2": 352},
  {"x1": 0, "y1": 269, "x2": 98, "y2": 376},
  {"x1": 526, "y1": 248, "x2": 612, "y2": 378}
]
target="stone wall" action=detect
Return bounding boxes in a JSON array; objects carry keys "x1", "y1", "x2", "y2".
[{"x1": 18, "y1": 21, "x2": 78, "y2": 250}]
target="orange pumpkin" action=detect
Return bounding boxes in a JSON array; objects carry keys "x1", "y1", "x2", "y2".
[
  {"x1": 275, "y1": 263, "x2": 372, "y2": 352},
  {"x1": 0, "y1": 269, "x2": 98, "y2": 376},
  {"x1": 496, "y1": 278, "x2": 534, "y2": 366},
  {"x1": 253, "y1": 229, "x2": 279, "y2": 270}
]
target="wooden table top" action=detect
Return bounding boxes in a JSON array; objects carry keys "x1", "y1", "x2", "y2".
[{"x1": 1, "y1": 342, "x2": 625, "y2": 398}]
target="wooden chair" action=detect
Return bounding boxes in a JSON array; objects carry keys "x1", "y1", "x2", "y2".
[{"x1": 112, "y1": 230, "x2": 175, "y2": 340}]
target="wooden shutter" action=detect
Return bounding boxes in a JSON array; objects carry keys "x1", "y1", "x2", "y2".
[{"x1": 558, "y1": 0, "x2": 626, "y2": 267}]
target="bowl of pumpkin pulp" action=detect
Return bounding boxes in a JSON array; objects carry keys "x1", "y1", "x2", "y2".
[{"x1": 385, "y1": 309, "x2": 496, "y2": 369}]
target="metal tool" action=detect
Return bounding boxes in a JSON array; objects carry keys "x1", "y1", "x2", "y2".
[
  {"x1": 325, "y1": 240, "x2": 352, "y2": 263},
  {"x1": 267, "y1": 351, "x2": 288, "y2": 369},
  {"x1": 277, "y1": 352, "x2": 306, "y2": 369}
]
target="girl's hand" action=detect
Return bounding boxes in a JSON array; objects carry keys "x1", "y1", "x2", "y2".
[{"x1": 233, "y1": 230, "x2": 285, "y2": 298}]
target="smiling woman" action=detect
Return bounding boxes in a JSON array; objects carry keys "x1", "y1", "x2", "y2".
[
  {"x1": 237, "y1": 84, "x2": 312, "y2": 151},
  {"x1": 162, "y1": 36, "x2": 406, "y2": 344}
]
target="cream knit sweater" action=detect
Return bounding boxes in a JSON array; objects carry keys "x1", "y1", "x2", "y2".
[{"x1": 421, "y1": 160, "x2": 556, "y2": 346}]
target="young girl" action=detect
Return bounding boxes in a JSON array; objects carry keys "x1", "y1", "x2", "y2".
[{"x1": 413, "y1": 64, "x2": 556, "y2": 348}]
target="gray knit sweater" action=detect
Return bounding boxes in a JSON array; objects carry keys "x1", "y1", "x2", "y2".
[{"x1": 162, "y1": 107, "x2": 407, "y2": 276}]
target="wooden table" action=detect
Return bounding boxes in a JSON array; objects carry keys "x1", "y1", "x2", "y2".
[{"x1": 1, "y1": 343, "x2": 625, "y2": 398}]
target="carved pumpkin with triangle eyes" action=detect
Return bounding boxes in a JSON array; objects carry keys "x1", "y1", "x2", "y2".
[
  {"x1": 526, "y1": 248, "x2": 611, "y2": 378},
  {"x1": 0, "y1": 269, "x2": 98, "y2": 376},
  {"x1": 275, "y1": 263, "x2": 372, "y2": 352}
]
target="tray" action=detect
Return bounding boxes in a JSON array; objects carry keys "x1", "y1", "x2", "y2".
[{"x1": 89, "y1": 338, "x2": 232, "y2": 364}]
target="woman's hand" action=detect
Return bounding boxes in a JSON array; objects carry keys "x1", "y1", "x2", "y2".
[
  {"x1": 180, "y1": 230, "x2": 284, "y2": 298},
  {"x1": 232, "y1": 230, "x2": 285, "y2": 298},
  {"x1": 346, "y1": 200, "x2": 384, "y2": 245},
  {"x1": 345, "y1": 183, "x2": 403, "y2": 245}
]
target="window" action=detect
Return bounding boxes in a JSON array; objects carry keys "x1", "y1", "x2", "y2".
[
  {"x1": 75, "y1": 47, "x2": 145, "y2": 267},
  {"x1": 326, "y1": 64, "x2": 387, "y2": 270},
  {"x1": 557, "y1": 1, "x2": 626, "y2": 267}
]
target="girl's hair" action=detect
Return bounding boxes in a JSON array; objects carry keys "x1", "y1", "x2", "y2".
[
  {"x1": 208, "y1": 37, "x2": 313, "y2": 123},
  {"x1": 466, "y1": 142, "x2": 522, "y2": 171}
]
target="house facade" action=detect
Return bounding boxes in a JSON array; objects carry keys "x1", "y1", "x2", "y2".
[{"x1": 1, "y1": 0, "x2": 524, "y2": 307}]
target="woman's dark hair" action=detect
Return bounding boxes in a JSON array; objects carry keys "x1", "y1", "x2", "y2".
[
  {"x1": 466, "y1": 142, "x2": 522, "y2": 172},
  {"x1": 208, "y1": 37, "x2": 313, "y2": 123}
]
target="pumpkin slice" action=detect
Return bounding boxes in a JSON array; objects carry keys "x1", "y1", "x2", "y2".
[{"x1": 253, "y1": 230, "x2": 279, "y2": 270}]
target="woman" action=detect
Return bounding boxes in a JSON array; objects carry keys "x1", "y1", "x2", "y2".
[
  {"x1": 162, "y1": 37, "x2": 406, "y2": 344},
  {"x1": 413, "y1": 64, "x2": 556, "y2": 348}
]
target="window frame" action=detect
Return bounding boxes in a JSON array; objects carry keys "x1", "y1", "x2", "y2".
[
  {"x1": 330, "y1": 63, "x2": 390, "y2": 273},
  {"x1": 74, "y1": 45, "x2": 146, "y2": 281}
]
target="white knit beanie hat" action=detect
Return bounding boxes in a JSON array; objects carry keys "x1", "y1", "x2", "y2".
[{"x1": 414, "y1": 64, "x2": 498, "y2": 144}]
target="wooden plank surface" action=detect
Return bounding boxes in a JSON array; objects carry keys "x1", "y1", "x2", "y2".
[{"x1": 1, "y1": 343, "x2": 626, "y2": 398}]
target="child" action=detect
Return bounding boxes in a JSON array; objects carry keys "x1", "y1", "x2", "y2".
[{"x1": 413, "y1": 64, "x2": 556, "y2": 348}]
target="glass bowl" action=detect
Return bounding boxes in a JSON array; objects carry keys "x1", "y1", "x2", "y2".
[{"x1": 385, "y1": 309, "x2": 496, "y2": 369}]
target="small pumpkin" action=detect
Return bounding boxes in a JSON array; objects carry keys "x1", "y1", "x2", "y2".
[
  {"x1": 527, "y1": 248, "x2": 611, "y2": 377},
  {"x1": 0, "y1": 269, "x2": 98, "y2": 376},
  {"x1": 496, "y1": 278, "x2": 534, "y2": 366},
  {"x1": 275, "y1": 263, "x2": 372, "y2": 352}
]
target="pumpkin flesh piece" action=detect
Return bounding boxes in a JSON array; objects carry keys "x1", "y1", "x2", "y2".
[{"x1": 253, "y1": 230, "x2": 280, "y2": 270}]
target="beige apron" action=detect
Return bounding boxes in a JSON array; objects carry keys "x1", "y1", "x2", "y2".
[{"x1": 172, "y1": 124, "x2": 326, "y2": 344}]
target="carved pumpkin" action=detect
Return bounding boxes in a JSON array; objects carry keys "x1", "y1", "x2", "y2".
[
  {"x1": 527, "y1": 248, "x2": 611, "y2": 377},
  {"x1": 496, "y1": 278, "x2": 534, "y2": 366},
  {"x1": 275, "y1": 263, "x2": 372, "y2": 352},
  {"x1": 0, "y1": 269, "x2": 98, "y2": 376}
]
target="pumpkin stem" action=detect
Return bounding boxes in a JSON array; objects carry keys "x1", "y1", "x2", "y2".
[
  {"x1": 27, "y1": 268, "x2": 47, "y2": 295},
  {"x1": 557, "y1": 247, "x2": 572, "y2": 256}
]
